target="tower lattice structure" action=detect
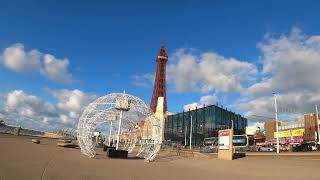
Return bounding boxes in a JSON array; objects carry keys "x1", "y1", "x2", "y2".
[{"x1": 150, "y1": 44, "x2": 168, "y2": 113}]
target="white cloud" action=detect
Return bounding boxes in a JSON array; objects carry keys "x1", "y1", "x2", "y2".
[
  {"x1": 200, "y1": 94, "x2": 218, "y2": 105},
  {"x1": 132, "y1": 49, "x2": 257, "y2": 94},
  {"x1": 183, "y1": 94, "x2": 218, "y2": 111},
  {"x1": 41, "y1": 54, "x2": 74, "y2": 83},
  {"x1": 2, "y1": 90, "x2": 59, "y2": 129},
  {"x1": 49, "y1": 89, "x2": 97, "y2": 125},
  {"x1": 237, "y1": 96, "x2": 274, "y2": 119},
  {"x1": 168, "y1": 49, "x2": 257, "y2": 93},
  {"x1": 246, "y1": 122, "x2": 265, "y2": 132},
  {"x1": 245, "y1": 80, "x2": 272, "y2": 98},
  {"x1": 131, "y1": 73, "x2": 154, "y2": 87},
  {"x1": 4, "y1": 90, "x2": 58, "y2": 118},
  {"x1": 0, "y1": 43, "x2": 75, "y2": 83},
  {"x1": 1, "y1": 89, "x2": 97, "y2": 131},
  {"x1": 1, "y1": 43, "x2": 41, "y2": 72},
  {"x1": 239, "y1": 92, "x2": 317, "y2": 120},
  {"x1": 248, "y1": 27, "x2": 320, "y2": 97},
  {"x1": 131, "y1": 28, "x2": 320, "y2": 124},
  {"x1": 239, "y1": 27, "x2": 320, "y2": 122},
  {"x1": 183, "y1": 102, "x2": 199, "y2": 111}
]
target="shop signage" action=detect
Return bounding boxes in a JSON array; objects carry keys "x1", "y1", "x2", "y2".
[
  {"x1": 219, "y1": 131, "x2": 230, "y2": 150},
  {"x1": 274, "y1": 130, "x2": 290, "y2": 138},
  {"x1": 274, "y1": 128, "x2": 305, "y2": 138},
  {"x1": 292, "y1": 128, "x2": 304, "y2": 137}
]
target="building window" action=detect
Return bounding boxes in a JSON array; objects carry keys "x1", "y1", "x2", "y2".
[{"x1": 164, "y1": 105, "x2": 247, "y2": 146}]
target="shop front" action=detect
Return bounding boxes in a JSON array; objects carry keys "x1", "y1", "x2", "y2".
[{"x1": 267, "y1": 128, "x2": 305, "y2": 150}]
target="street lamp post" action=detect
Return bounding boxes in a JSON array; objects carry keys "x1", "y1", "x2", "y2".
[
  {"x1": 184, "y1": 125, "x2": 187, "y2": 146},
  {"x1": 316, "y1": 104, "x2": 319, "y2": 144},
  {"x1": 189, "y1": 115, "x2": 193, "y2": 150},
  {"x1": 108, "y1": 121, "x2": 113, "y2": 146},
  {"x1": 116, "y1": 110, "x2": 123, "y2": 150},
  {"x1": 273, "y1": 93, "x2": 280, "y2": 154},
  {"x1": 115, "y1": 91, "x2": 130, "y2": 150}
]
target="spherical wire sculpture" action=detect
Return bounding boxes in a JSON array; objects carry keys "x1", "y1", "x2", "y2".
[{"x1": 77, "y1": 93, "x2": 162, "y2": 161}]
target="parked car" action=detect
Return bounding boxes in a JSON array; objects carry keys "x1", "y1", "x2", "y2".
[
  {"x1": 292, "y1": 142, "x2": 318, "y2": 152},
  {"x1": 258, "y1": 146, "x2": 274, "y2": 152}
]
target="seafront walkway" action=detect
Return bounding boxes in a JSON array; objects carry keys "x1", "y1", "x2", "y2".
[{"x1": 1, "y1": 134, "x2": 319, "y2": 180}]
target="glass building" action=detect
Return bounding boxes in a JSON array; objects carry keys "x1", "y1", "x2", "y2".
[{"x1": 164, "y1": 104, "x2": 247, "y2": 146}]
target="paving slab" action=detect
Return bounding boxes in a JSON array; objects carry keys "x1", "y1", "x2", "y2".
[{"x1": 0, "y1": 134, "x2": 319, "y2": 180}]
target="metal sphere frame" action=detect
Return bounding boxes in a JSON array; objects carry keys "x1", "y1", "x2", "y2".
[
  {"x1": 77, "y1": 93, "x2": 162, "y2": 161},
  {"x1": 137, "y1": 115, "x2": 162, "y2": 162}
]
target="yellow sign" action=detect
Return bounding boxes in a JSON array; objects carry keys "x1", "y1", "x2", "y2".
[
  {"x1": 292, "y1": 128, "x2": 304, "y2": 137},
  {"x1": 274, "y1": 130, "x2": 290, "y2": 138},
  {"x1": 274, "y1": 128, "x2": 305, "y2": 138}
]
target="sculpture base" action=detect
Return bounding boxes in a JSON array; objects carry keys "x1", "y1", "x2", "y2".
[
  {"x1": 103, "y1": 145, "x2": 116, "y2": 152},
  {"x1": 107, "y1": 149, "x2": 128, "y2": 159},
  {"x1": 234, "y1": 152, "x2": 246, "y2": 159}
]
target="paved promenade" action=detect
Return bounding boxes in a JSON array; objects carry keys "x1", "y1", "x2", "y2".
[
  {"x1": 0, "y1": 134, "x2": 319, "y2": 180},
  {"x1": 245, "y1": 151, "x2": 320, "y2": 156}
]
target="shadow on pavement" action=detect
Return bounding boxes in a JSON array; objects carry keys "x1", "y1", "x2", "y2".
[{"x1": 233, "y1": 152, "x2": 246, "y2": 160}]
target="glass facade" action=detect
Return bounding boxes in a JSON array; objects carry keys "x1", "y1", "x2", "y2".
[{"x1": 164, "y1": 105, "x2": 247, "y2": 146}]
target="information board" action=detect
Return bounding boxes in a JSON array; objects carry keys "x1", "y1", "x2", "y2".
[
  {"x1": 219, "y1": 131, "x2": 230, "y2": 150},
  {"x1": 233, "y1": 135, "x2": 248, "y2": 147}
]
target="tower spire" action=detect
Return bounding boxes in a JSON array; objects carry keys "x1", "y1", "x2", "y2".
[
  {"x1": 150, "y1": 44, "x2": 168, "y2": 113},
  {"x1": 158, "y1": 43, "x2": 167, "y2": 58}
]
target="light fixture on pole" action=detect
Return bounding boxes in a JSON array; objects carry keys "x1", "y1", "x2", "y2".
[
  {"x1": 273, "y1": 92, "x2": 280, "y2": 154},
  {"x1": 115, "y1": 91, "x2": 130, "y2": 150}
]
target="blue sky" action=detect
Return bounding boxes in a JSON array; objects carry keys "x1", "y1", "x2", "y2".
[{"x1": 1, "y1": 0, "x2": 320, "y2": 130}]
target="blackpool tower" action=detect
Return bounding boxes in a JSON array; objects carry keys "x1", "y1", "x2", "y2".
[{"x1": 150, "y1": 44, "x2": 168, "y2": 113}]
